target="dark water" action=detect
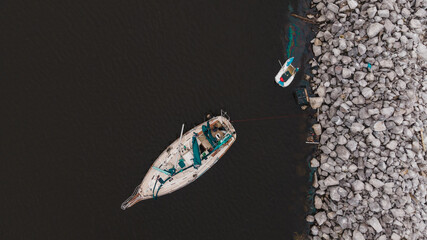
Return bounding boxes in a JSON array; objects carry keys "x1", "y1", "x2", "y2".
[{"x1": 2, "y1": 0, "x2": 315, "y2": 239}]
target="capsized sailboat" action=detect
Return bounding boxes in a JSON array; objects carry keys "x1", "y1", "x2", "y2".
[
  {"x1": 275, "y1": 57, "x2": 299, "y2": 87},
  {"x1": 121, "y1": 111, "x2": 237, "y2": 210}
]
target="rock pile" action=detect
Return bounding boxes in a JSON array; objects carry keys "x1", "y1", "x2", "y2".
[{"x1": 307, "y1": 0, "x2": 427, "y2": 239}]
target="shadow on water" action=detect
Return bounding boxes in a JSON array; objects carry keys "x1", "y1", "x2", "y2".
[{"x1": 282, "y1": 0, "x2": 318, "y2": 238}]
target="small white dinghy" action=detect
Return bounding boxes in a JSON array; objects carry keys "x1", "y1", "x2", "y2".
[{"x1": 275, "y1": 57, "x2": 299, "y2": 87}]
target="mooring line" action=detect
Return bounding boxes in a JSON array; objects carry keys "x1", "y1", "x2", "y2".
[{"x1": 231, "y1": 113, "x2": 306, "y2": 123}]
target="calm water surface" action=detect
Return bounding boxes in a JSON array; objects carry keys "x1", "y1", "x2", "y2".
[{"x1": 2, "y1": 0, "x2": 315, "y2": 239}]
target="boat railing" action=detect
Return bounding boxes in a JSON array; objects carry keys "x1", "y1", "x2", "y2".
[
  {"x1": 220, "y1": 109, "x2": 234, "y2": 133},
  {"x1": 121, "y1": 184, "x2": 141, "y2": 210},
  {"x1": 221, "y1": 109, "x2": 230, "y2": 121}
]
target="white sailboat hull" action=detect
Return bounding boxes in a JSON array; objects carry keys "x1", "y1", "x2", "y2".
[{"x1": 122, "y1": 115, "x2": 236, "y2": 209}]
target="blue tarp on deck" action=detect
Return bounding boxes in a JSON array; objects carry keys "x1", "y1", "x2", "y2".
[
  {"x1": 192, "y1": 135, "x2": 201, "y2": 168},
  {"x1": 202, "y1": 121, "x2": 217, "y2": 148}
]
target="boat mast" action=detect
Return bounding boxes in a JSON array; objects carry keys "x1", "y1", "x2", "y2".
[{"x1": 179, "y1": 123, "x2": 184, "y2": 155}]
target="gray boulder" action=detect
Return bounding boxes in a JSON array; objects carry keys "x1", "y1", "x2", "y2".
[
  {"x1": 417, "y1": 44, "x2": 427, "y2": 60},
  {"x1": 379, "y1": 59, "x2": 394, "y2": 68},
  {"x1": 336, "y1": 145, "x2": 351, "y2": 160},
  {"x1": 313, "y1": 45, "x2": 322, "y2": 57},
  {"x1": 362, "y1": 87, "x2": 374, "y2": 98},
  {"x1": 353, "y1": 230, "x2": 365, "y2": 240},
  {"x1": 369, "y1": 178, "x2": 385, "y2": 188},
  {"x1": 352, "y1": 180, "x2": 364, "y2": 191},
  {"x1": 367, "y1": 217, "x2": 383, "y2": 233},
  {"x1": 367, "y1": 7, "x2": 377, "y2": 19},
  {"x1": 367, "y1": 23, "x2": 384, "y2": 37},
  {"x1": 315, "y1": 211, "x2": 327, "y2": 225},
  {"x1": 386, "y1": 140, "x2": 398, "y2": 150},
  {"x1": 381, "y1": 107, "x2": 394, "y2": 118},
  {"x1": 350, "y1": 122, "x2": 365, "y2": 133},
  {"x1": 324, "y1": 176, "x2": 340, "y2": 186},
  {"x1": 373, "y1": 121, "x2": 386, "y2": 131},
  {"x1": 410, "y1": 19, "x2": 422, "y2": 29},
  {"x1": 347, "y1": 0, "x2": 357, "y2": 9},
  {"x1": 358, "y1": 44, "x2": 367, "y2": 55}
]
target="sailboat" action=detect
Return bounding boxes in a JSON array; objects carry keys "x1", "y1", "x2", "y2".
[
  {"x1": 275, "y1": 57, "x2": 299, "y2": 87},
  {"x1": 121, "y1": 110, "x2": 237, "y2": 210}
]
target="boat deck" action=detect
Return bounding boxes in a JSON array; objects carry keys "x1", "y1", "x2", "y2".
[
  {"x1": 288, "y1": 65, "x2": 296, "y2": 75},
  {"x1": 196, "y1": 121, "x2": 225, "y2": 151},
  {"x1": 120, "y1": 115, "x2": 237, "y2": 209},
  {"x1": 142, "y1": 118, "x2": 233, "y2": 199}
]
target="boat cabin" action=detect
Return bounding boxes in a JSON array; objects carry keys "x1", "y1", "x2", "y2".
[{"x1": 280, "y1": 65, "x2": 296, "y2": 83}]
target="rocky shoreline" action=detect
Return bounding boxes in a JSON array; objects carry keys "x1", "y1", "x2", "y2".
[{"x1": 305, "y1": 0, "x2": 427, "y2": 239}]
